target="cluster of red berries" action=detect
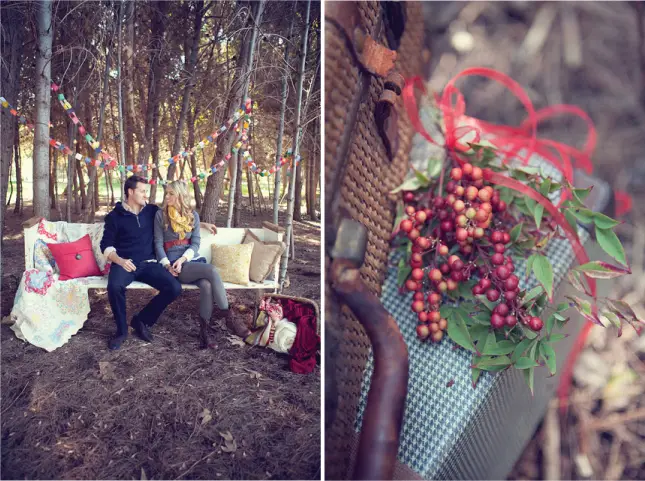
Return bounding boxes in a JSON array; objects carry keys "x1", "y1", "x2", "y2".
[{"x1": 398, "y1": 162, "x2": 544, "y2": 341}]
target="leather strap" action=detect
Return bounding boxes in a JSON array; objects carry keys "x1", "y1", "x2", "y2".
[{"x1": 325, "y1": 1, "x2": 397, "y2": 78}]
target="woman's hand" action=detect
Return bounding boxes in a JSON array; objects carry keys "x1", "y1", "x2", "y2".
[
  {"x1": 202, "y1": 222, "x2": 217, "y2": 234},
  {"x1": 165, "y1": 263, "x2": 179, "y2": 277},
  {"x1": 172, "y1": 256, "x2": 187, "y2": 274}
]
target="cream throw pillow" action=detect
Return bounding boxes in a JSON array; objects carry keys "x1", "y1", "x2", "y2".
[
  {"x1": 242, "y1": 229, "x2": 286, "y2": 282},
  {"x1": 210, "y1": 243, "x2": 254, "y2": 286}
]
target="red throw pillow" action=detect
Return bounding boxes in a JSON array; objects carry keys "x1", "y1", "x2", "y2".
[{"x1": 47, "y1": 234, "x2": 102, "y2": 280}]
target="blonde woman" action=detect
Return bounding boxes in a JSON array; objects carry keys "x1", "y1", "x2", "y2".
[{"x1": 153, "y1": 180, "x2": 251, "y2": 348}]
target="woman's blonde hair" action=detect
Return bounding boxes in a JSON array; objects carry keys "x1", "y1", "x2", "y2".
[{"x1": 161, "y1": 180, "x2": 195, "y2": 231}]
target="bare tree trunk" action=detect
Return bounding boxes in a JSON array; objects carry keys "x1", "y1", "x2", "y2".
[
  {"x1": 187, "y1": 107, "x2": 202, "y2": 209},
  {"x1": 33, "y1": 0, "x2": 53, "y2": 220},
  {"x1": 150, "y1": 95, "x2": 162, "y2": 204},
  {"x1": 117, "y1": 0, "x2": 127, "y2": 200},
  {"x1": 13, "y1": 123, "x2": 22, "y2": 215},
  {"x1": 49, "y1": 147, "x2": 57, "y2": 209},
  {"x1": 83, "y1": 32, "x2": 112, "y2": 222},
  {"x1": 66, "y1": 85, "x2": 79, "y2": 222},
  {"x1": 227, "y1": 0, "x2": 266, "y2": 227},
  {"x1": 123, "y1": 0, "x2": 140, "y2": 167},
  {"x1": 0, "y1": 7, "x2": 24, "y2": 259},
  {"x1": 307, "y1": 118, "x2": 319, "y2": 220},
  {"x1": 167, "y1": 1, "x2": 204, "y2": 181},
  {"x1": 279, "y1": 0, "x2": 311, "y2": 287},
  {"x1": 273, "y1": 5, "x2": 296, "y2": 224},
  {"x1": 202, "y1": 1, "x2": 265, "y2": 225}
]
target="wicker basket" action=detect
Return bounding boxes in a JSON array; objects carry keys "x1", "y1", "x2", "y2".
[
  {"x1": 325, "y1": 2, "x2": 426, "y2": 479},
  {"x1": 257, "y1": 293, "x2": 320, "y2": 337}
]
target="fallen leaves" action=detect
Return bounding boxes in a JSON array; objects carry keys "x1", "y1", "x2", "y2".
[
  {"x1": 198, "y1": 408, "x2": 212, "y2": 425},
  {"x1": 226, "y1": 336, "x2": 246, "y2": 347},
  {"x1": 218, "y1": 431, "x2": 237, "y2": 453},
  {"x1": 98, "y1": 362, "x2": 116, "y2": 381}
]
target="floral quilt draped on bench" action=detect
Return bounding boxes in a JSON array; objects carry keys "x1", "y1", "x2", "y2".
[{"x1": 10, "y1": 219, "x2": 108, "y2": 352}]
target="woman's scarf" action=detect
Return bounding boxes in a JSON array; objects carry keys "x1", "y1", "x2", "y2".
[{"x1": 167, "y1": 206, "x2": 192, "y2": 240}]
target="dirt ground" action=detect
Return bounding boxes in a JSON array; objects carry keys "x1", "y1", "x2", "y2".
[
  {"x1": 0, "y1": 202, "x2": 321, "y2": 480},
  {"x1": 423, "y1": 2, "x2": 645, "y2": 479}
]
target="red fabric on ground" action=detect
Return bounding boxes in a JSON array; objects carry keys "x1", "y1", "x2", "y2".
[{"x1": 278, "y1": 298, "x2": 319, "y2": 374}]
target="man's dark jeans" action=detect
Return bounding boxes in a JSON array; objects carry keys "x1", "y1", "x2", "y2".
[{"x1": 107, "y1": 261, "x2": 182, "y2": 336}]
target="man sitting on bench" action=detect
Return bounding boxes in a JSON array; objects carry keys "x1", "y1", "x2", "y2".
[{"x1": 100, "y1": 175, "x2": 183, "y2": 350}]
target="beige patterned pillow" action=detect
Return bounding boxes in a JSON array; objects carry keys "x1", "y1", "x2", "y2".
[
  {"x1": 242, "y1": 229, "x2": 286, "y2": 282},
  {"x1": 210, "y1": 243, "x2": 254, "y2": 286}
]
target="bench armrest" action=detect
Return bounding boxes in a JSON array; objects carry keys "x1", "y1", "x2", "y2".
[{"x1": 23, "y1": 216, "x2": 42, "y2": 229}]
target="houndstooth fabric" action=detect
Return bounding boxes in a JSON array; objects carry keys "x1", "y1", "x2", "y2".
[{"x1": 354, "y1": 124, "x2": 591, "y2": 479}]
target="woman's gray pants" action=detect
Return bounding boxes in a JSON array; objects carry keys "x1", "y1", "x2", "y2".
[{"x1": 178, "y1": 263, "x2": 229, "y2": 320}]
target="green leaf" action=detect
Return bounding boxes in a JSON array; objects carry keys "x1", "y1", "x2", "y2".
[
  {"x1": 574, "y1": 261, "x2": 631, "y2": 279},
  {"x1": 567, "y1": 295, "x2": 602, "y2": 325},
  {"x1": 531, "y1": 253, "x2": 554, "y2": 300},
  {"x1": 548, "y1": 333, "x2": 567, "y2": 342},
  {"x1": 476, "y1": 295, "x2": 498, "y2": 312},
  {"x1": 522, "y1": 285, "x2": 544, "y2": 306},
  {"x1": 415, "y1": 171, "x2": 430, "y2": 185},
  {"x1": 509, "y1": 223, "x2": 523, "y2": 243},
  {"x1": 521, "y1": 324, "x2": 539, "y2": 339},
  {"x1": 539, "y1": 178, "x2": 552, "y2": 196},
  {"x1": 567, "y1": 270, "x2": 590, "y2": 295},
  {"x1": 533, "y1": 204, "x2": 544, "y2": 230},
  {"x1": 564, "y1": 209, "x2": 578, "y2": 232},
  {"x1": 545, "y1": 313, "x2": 556, "y2": 336},
  {"x1": 484, "y1": 340, "x2": 516, "y2": 355},
  {"x1": 392, "y1": 201, "x2": 406, "y2": 235},
  {"x1": 571, "y1": 208, "x2": 594, "y2": 224},
  {"x1": 596, "y1": 226, "x2": 628, "y2": 266},
  {"x1": 523, "y1": 367, "x2": 535, "y2": 395},
  {"x1": 539, "y1": 341, "x2": 557, "y2": 375},
  {"x1": 511, "y1": 338, "x2": 534, "y2": 363},
  {"x1": 601, "y1": 310, "x2": 622, "y2": 333},
  {"x1": 471, "y1": 368, "x2": 482, "y2": 388},
  {"x1": 557, "y1": 302, "x2": 569, "y2": 312},
  {"x1": 470, "y1": 326, "x2": 490, "y2": 351},
  {"x1": 515, "y1": 357, "x2": 539, "y2": 369},
  {"x1": 440, "y1": 304, "x2": 454, "y2": 320},
  {"x1": 572, "y1": 186, "x2": 592, "y2": 203},
  {"x1": 480, "y1": 331, "x2": 498, "y2": 355},
  {"x1": 390, "y1": 175, "x2": 425, "y2": 194},
  {"x1": 593, "y1": 212, "x2": 620, "y2": 229},
  {"x1": 447, "y1": 310, "x2": 477, "y2": 353},
  {"x1": 397, "y1": 261, "x2": 412, "y2": 287},
  {"x1": 473, "y1": 355, "x2": 512, "y2": 371},
  {"x1": 471, "y1": 311, "x2": 492, "y2": 326},
  {"x1": 427, "y1": 158, "x2": 443, "y2": 178}
]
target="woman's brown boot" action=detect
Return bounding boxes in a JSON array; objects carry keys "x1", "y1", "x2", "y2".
[
  {"x1": 224, "y1": 310, "x2": 252, "y2": 338},
  {"x1": 199, "y1": 317, "x2": 217, "y2": 349}
]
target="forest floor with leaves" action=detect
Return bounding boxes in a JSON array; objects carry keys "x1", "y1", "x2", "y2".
[
  {"x1": 423, "y1": 2, "x2": 645, "y2": 479},
  {"x1": 0, "y1": 202, "x2": 321, "y2": 480}
]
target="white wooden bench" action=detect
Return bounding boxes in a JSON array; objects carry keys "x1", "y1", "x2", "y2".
[{"x1": 23, "y1": 217, "x2": 284, "y2": 291}]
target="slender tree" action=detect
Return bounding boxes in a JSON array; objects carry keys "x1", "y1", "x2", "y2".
[
  {"x1": 279, "y1": 0, "x2": 310, "y2": 287},
  {"x1": 273, "y1": 5, "x2": 296, "y2": 224},
  {"x1": 33, "y1": 0, "x2": 53, "y2": 219}
]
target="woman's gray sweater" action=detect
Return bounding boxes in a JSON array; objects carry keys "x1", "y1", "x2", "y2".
[{"x1": 153, "y1": 209, "x2": 203, "y2": 264}]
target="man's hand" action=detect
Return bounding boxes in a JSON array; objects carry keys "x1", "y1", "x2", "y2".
[
  {"x1": 202, "y1": 222, "x2": 217, "y2": 235},
  {"x1": 119, "y1": 258, "x2": 136, "y2": 272},
  {"x1": 172, "y1": 256, "x2": 187, "y2": 274}
]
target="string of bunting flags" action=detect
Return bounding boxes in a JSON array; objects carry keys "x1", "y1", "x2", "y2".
[
  {"x1": 51, "y1": 85, "x2": 301, "y2": 181},
  {"x1": 2, "y1": 86, "x2": 300, "y2": 186}
]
